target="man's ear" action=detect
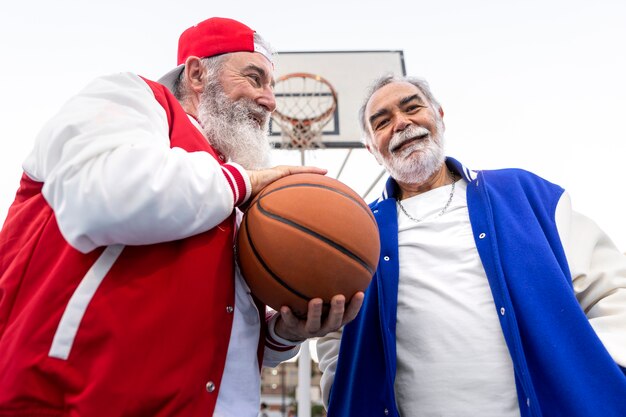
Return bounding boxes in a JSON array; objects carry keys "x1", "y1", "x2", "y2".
[
  {"x1": 438, "y1": 106, "x2": 446, "y2": 131},
  {"x1": 184, "y1": 56, "x2": 205, "y2": 95}
]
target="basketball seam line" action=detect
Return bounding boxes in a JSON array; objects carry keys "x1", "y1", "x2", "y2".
[
  {"x1": 259, "y1": 182, "x2": 376, "y2": 223},
  {"x1": 242, "y1": 210, "x2": 322, "y2": 304},
  {"x1": 256, "y1": 200, "x2": 375, "y2": 275}
]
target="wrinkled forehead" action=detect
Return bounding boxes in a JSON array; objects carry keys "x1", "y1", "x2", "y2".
[
  {"x1": 222, "y1": 51, "x2": 275, "y2": 78},
  {"x1": 365, "y1": 81, "x2": 427, "y2": 119}
]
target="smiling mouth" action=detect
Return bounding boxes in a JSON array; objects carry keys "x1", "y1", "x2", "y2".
[{"x1": 391, "y1": 133, "x2": 428, "y2": 153}]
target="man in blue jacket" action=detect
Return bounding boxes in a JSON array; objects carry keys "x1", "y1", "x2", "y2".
[{"x1": 317, "y1": 74, "x2": 626, "y2": 417}]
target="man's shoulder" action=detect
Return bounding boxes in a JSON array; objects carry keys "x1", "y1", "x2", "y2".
[
  {"x1": 481, "y1": 166, "x2": 557, "y2": 186},
  {"x1": 77, "y1": 72, "x2": 154, "y2": 98},
  {"x1": 481, "y1": 166, "x2": 538, "y2": 178},
  {"x1": 479, "y1": 167, "x2": 564, "y2": 202}
]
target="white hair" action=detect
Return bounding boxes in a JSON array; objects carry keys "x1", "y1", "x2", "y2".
[{"x1": 359, "y1": 74, "x2": 441, "y2": 145}]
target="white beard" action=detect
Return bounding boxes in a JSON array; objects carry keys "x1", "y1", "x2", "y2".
[
  {"x1": 373, "y1": 120, "x2": 446, "y2": 184},
  {"x1": 197, "y1": 82, "x2": 272, "y2": 170}
]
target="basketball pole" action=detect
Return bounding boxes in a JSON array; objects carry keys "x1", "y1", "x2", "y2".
[
  {"x1": 297, "y1": 149, "x2": 311, "y2": 417},
  {"x1": 297, "y1": 340, "x2": 312, "y2": 417}
]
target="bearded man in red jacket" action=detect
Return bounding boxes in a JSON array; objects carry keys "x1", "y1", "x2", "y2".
[{"x1": 0, "y1": 17, "x2": 363, "y2": 417}]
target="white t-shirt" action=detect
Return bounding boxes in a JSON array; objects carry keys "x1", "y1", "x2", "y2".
[{"x1": 395, "y1": 179, "x2": 519, "y2": 416}]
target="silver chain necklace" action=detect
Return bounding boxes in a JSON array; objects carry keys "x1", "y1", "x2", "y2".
[{"x1": 397, "y1": 172, "x2": 457, "y2": 223}]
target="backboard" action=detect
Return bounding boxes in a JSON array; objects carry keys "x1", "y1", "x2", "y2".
[{"x1": 270, "y1": 50, "x2": 406, "y2": 148}]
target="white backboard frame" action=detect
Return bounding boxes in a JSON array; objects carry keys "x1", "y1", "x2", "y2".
[{"x1": 270, "y1": 50, "x2": 406, "y2": 148}]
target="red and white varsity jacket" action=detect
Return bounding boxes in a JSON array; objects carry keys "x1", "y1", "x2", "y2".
[{"x1": 0, "y1": 73, "x2": 295, "y2": 416}]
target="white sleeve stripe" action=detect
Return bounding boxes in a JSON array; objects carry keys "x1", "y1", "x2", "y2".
[{"x1": 48, "y1": 244, "x2": 125, "y2": 360}]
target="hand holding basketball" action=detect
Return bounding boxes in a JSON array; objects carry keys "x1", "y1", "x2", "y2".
[
  {"x1": 237, "y1": 173, "x2": 380, "y2": 318},
  {"x1": 274, "y1": 292, "x2": 365, "y2": 342},
  {"x1": 247, "y1": 165, "x2": 327, "y2": 201}
]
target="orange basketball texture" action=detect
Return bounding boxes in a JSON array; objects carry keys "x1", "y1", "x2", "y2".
[{"x1": 236, "y1": 174, "x2": 380, "y2": 318}]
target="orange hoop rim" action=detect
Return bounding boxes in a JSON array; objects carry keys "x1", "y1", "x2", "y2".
[{"x1": 272, "y1": 72, "x2": 338, "y2": 125}]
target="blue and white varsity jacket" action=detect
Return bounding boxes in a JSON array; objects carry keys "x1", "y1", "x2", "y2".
[{"x1": 327, "y1": 157, "x2": 626, "y2": 417}]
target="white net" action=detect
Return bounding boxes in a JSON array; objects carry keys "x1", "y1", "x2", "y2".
[{"x1": 271, "y1": 73, "x2": 337, "y2": 149}]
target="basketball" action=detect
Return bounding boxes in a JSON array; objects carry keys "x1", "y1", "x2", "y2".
[{"x1": 236, "y1": 173, "x2": 380, "y2": 318}]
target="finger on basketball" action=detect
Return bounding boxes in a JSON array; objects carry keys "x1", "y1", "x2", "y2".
[
  {"x1": 304, "y1": 298, "x2": 324, "y2": 334},
  {"x1": 322, "y1": 295, "x2": 346, "y2": 331},
  {"x1": 342, "y1": 291, "x2": 365, "y2": 325}
]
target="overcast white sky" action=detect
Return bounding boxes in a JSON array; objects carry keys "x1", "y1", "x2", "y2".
[{"x1": 1, "y1": 0, "x2": 625, "y2": 250}]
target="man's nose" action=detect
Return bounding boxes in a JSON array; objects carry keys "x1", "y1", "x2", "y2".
[
  {"x1": 257, "y1": 86, "x2": 276, "y2": 113},
  {"x1": 394, "y1": 113, "x2": 412, "y2": 132}
]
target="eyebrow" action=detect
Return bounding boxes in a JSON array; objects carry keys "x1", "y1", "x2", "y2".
[
  {"x1": 400, "y1": 94, "x2": 424, "y2": 106},
  {"x1": 368, "y1": 108, "x2": 390, "y2": 126},
  {"x1": 368, "y1": 94, "x2": 424, "y2": 125},
  {"x1": 243, "y1": 64, "x2": 275, "y2": 88}
]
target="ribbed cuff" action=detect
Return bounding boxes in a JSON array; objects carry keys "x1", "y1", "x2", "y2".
[
  {"x1": 221, "y1": 162, "x2": 251, "y2": 207},
  {"x1": 266, "y1": 313, "x2": 301, "y2": 351}
]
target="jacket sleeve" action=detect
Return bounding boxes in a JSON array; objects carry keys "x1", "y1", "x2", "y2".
[
  {"x1": 262, "y1": 313, "x2": 300, "y2": 367},
  {"x1": 556, "y1": 191, "x2": 626, "y2": 367},
  {"x1": 23, "y1": 72, "x2": 249, "y2": 253},
  {"x1": 316, "y1": 329, "x2": 342, "y2": 408}
]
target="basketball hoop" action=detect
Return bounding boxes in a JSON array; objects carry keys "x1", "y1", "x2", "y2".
[{"x1": 271, "y1": 72, "x2": 338, "y2": 149}]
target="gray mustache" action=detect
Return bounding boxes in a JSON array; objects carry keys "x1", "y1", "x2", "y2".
[{"x1": 389, "y1": 126, "x2": 430, "y2": 151}]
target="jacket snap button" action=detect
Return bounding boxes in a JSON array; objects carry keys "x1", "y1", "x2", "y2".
[
  {"x1": 384, "y1": 256, "x2": 390, "y2": 261},
  {"x1": 479, "y1": 233, "x2": 486, "y2": 239},
  {"x1": 226, "y1": 306, "x2": 234, "y2": 313},
  {"x1": 206, "y1": 381, "x2": 215, "y2": 392}
]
